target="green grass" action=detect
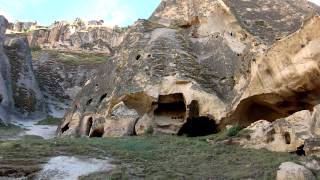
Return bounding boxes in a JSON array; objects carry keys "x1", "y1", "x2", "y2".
[
  {"x1": 56, "y1": 52, "x2": 107, "y2": 64},
  {"x1": 0, "y1": 135, "x2": 310, "y2": 179},
  {"x1": 0, "y1": 123, "x2": 24, "y2": 137},
  {"x1": 36, "y1": 116, "x2": 62, "y2": 126},
  {"x1": 227, "y1": 125, "x2": 244, "y2": 137}
]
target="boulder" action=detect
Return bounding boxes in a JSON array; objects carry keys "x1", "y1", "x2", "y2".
[
  {"x1": 276, "y1": 162, "x2": 315, "y2": 180},
  {"x1": 103, "y1": 102, "x2": 139, "y2": 137},
  {"x1": 241, "y1": 110, "x2": 314, "y2": 152}
]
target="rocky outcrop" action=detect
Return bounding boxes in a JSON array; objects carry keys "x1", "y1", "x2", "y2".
[
  {"x1": 57, "y1": 0, "x2": 320, "y2": 138},
  {"x1": 0, "y1": 16, "x2": 46, "y2": 122},
  {"x1": 6, "y1": 18, "x2": 117, "y2": 118},
  {"x1": 222, "y1": 15, "x2": 320, "y2": 128},
  {"x1": 236, "y1": 104, "x2": 320, "y2": 155},
  {"x1": 32, "y1": 50, "x2": 100, "y2": 117},
  {"x1": 0, "y1": 16, "x2": 12, "y2": 123},
  {"x1": 239, "y1": 109, "x2": 313, "y2": 152},
  {"x1": 7, "y1": 19, "x2": 127, "y2": 54},
  {"x1": 4, "y1": 37, "x2": 46, "y2": 116},
  {"x1": 150, "y1": 0, "x2": 316, "y2": 45}
]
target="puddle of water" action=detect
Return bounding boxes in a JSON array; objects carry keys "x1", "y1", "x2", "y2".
[
  {"x1": 36, "y1": 156, "x2": 116, "y2": 180},
  {"x1": 10, "y1": 120, "x2": 57, "y2": 140},
  {"x1": 22, "y1": 121, "x2": 57, "y2": 139}
]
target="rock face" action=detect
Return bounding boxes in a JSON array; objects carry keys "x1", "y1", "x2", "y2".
[
  {"x1": 4, "y1": 37, "x2": 46, "y2": 116},
  {"x1": 57, "y1": 0, "x2": 320, "y2": 139},
  {"x1": 0, "y1": 16, "x2": 46, "y2": 122},
  {"x1": 31, "y1": 50, "x2": 101, "y2": 117},
  {"x1": 0, "y1": 16, "x2": 12, "y2": 123}
]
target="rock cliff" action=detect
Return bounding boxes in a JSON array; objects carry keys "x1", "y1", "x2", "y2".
[
  {"x1": 32, "y1": 50, "x2": 101, "y2": 117},
  {"x1": 5, "y1": 19, "x2": 127, "y2": 117},
  {"x1": 58, "y1": 0, "x2": 320, "y2": 144},
  {"x1": 8, "y1": 19, "x2": 126, "y2": 54},
  {"x1": 0, "y1": 16, "x2": 46, "y2": 123}
]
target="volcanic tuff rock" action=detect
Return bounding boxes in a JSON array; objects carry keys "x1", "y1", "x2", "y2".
[
  {"x1": 0, "y1": 16, "x2": 11, "y2": 123},
  {"x1": 239, "y1": 105, "x2": 320, "y2": 153},
  {"x1": 0, "y1": 16, "x2": 46, "y2": 123},
  {"x1": 6, "y1": 18, "x2": 117, "y2": 117},
  {"x1": 58, "y1": 0, "x2": 320, "y2": 144},
  {"x1": 276, "y1": 162, "x2": 316, "y2": 180},
  {"x1": 8, "y1": 18, "x2": 127, "y2": 54},
  {"x1": 32, "y1": 50, "x2": 100, "y2": 117}
]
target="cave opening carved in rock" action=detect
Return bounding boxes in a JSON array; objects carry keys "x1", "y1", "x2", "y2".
[
  {"x1": 89, "y1": 127, "x2": 104, "y2": 138},
  {"x1": 61, "y1": 123, "x2": 70, "y2": 133},
  {"x1": 178, "y1": 117, "x2": 218, "y2": 137},
  {"x1": 85, "y1": 117, "x2": 93, "y2": 136},
  {"x1": 224, "y1": 93, "x2": 314, "y2": 127},
  {"x1": 154, "y1": 93, "x2": 186, "y2": 123},
  {"x1": 99, "y1": 93, "x2": 107, "y2": 103}
]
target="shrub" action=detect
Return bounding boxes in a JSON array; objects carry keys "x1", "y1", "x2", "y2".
[
  {"x1": 227, "y1": 125, "x2": 243, "y2": 137},
  {"x1": 144, "y1": 126, "x2": 154, "y2": 135}
]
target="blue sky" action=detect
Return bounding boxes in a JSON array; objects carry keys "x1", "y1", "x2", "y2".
[{"x1": 0, "y1": 0, "x2": 161, "y2": 27}]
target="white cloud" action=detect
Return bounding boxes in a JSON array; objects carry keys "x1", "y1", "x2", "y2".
[
  {"x1": 309, "y1": 0, "x2": 320, "y2": 5},
  {"x1": 64, "y1": 0, "x2": 134, "y2": 27},
  {"x1": 0, "y1": 10, "x2": 14, "y2": 22}
]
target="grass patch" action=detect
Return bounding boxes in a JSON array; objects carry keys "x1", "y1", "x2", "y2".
[
  {"x1": 0, "y1": 136, "x2": 310, "y2": 179},
  {"x1": 36, "y1": 116, "x2": 61, "y2": 126},
  {"x1": 0, "y1": 123, "x2": 24, "y2": 137},
  {"x1": 56, "y1": 52, "x2": 107, "y2": 64},
  {"x1": 227, "y1": 125, "x2": 243, "y2": 137}
]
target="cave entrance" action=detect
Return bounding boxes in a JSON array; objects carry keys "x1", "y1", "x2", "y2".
[
  {"x1": 223, "y1": 93, "x2": 315, "y2": 127},
  {"x1": 89, "y1": 127, "x2": 104, "y2": 138},
  {"x1": 154, "y1": 93, "x2": 186, "y2": 123},
  {"x1": 61, "y1": 123, "x2": 70, "y2": 133},
  {"x1": 85, "y1": 117, "x2": 93, "y2": 136},
  {"x1": 178, "y1": 117, "x2": 218, "y2": 137}
]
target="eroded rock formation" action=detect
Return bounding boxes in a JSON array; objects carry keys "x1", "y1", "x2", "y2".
[
  {"x1": 8, "y1": 19, "x2": 126, "y2": 54},
  {"x1": 31, "y1": 50, "x2": 100, "y2": 117},
  {"x1": 0, "y1": 16, "x2": 46, "y2": 122},
  {"x1": 58, "y1": 0, "x2": 320, "y2": 144},
  {"x1": 238, "y1": 105, "x2": 320, "y2": 153}
]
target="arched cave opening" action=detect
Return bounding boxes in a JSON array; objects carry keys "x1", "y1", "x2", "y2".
[
  {"x1": 284, "y1": 132, "x2": 291, "y2": 144},
  {"x1": 86, "y1": 98, "x2": 93, "y2": 106},
  {"x1": 89, "y1": 127, "x2": 104, "y2": 138},
  {"x1": 154, "y1": 93, "x2": 186, "y2": 121},
  {"x1": 85, "y1": 117, "x2": 93, "y2": 136},
  {"x1": 178, "y1": 117, "x2": 218, "y2": 137},
  {"x1": 61, "y1": 123, "x2": 70, "y2": 133},
  {"x1": 225, "y1": 93, "x2": 314, "y2": 127},
  {"x1": 296, "y1": 145, "x2": 306, "y2": 156},
  {"x1": 136, "y1": 54, "x2": 141, "y2": 60}
]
